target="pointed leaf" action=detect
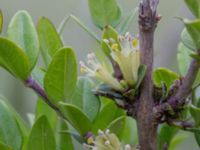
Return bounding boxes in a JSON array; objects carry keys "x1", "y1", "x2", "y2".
[
  {"x1": 136, "y1": 65, "x2": 146, "y2": 89},
  {"x1": 0, "y1": 38, "x2": 30, "y2": 80},
  {"x1": 88, "y1": 0, "x2": 121, "y2": 29},
  {"x1": 7, "y1": 10, "x2": 39, "y2": 70},
  {"x1": 153, "y1": 67, "x2": 179, "y2": 90},
  {"x1": 0, "y1": 100, "x2": 23, "y2": 150},
  {"x1": 44, "y1": 48, "x2": 77, "y2": 105},
  {"x1": 27, "y1": 116, "x2": 56, "y2": 150},
  {"x1": 184, "y1": 19, "x2": 200, "y2": 49},
  {"x1": 37, "y1": 17, "x2": 63, "y2": 67},
  {"x1": 70, "y1": 77, "x2": 100, "y2": 121},
  {"x1": 59, "y1": 103, "x2": 92, "y2": 136},
  {"x1": 184, "y1": 0, "x2": 200, "y2": 18}
]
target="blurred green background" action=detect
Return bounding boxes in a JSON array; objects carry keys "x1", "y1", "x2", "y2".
[{"x1": 0, "y1": 0, "x2": 198, "y2": 149}]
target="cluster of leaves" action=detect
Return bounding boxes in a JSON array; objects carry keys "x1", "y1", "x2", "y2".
[{"x1": 0, "y1": 0, "x2": 139, "y2": 150}]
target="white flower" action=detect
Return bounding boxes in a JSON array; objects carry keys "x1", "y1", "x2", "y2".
[
  {"x1": 80, "y1": 53, "x2": 123, "y2": 91},
  {"x1": 111, "y1": 32, "x2": 140, "y2": 86}
]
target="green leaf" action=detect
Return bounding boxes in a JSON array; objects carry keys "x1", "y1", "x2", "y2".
[
  {"x1": 0, "y1": 38, "x2": 30, "y2": 80},
  {"x1": 184, "y1": 19, "x2": 200, "y2": 49},
  {"x1": 59, "y1": 103, "x2": 92, "y2": 136},
  {"x1": 44, "y1": 47, "x2": 77, "y2": 105},
  {"x1": 177, "y1": 43, "x2": 200, "y2": 88},
  {"x1": 157, "y1": 124, "x2": 178, "y2": 150},
  {"x1": 70, "y1": 77, "x2": 100, "y2": 121},
  {"x1": 181, "y1": 28, "x2": 195, "y2": 51},
  {"x1": 119, "y1": 8, "x2": 138, "y2": 35},
  {"x1": 27, "y1": 116, "x2": 56, "y2": 150},
  {"x1": 168, "y1": 133, "x2": 188, "y2": 150},
  {"x1": 7, "y1": 10, "x2": 39, "y2": 70},
  {"x1": 56, "y1": 119, "x2": 74, "y2": 150},
  {"x1": 136, "y1": 65, "x2": 146, "y2": 89},
  {"x1": 0, "y1": 100, "x2": 23, "y2": 150},
  {"x1": 0, "y1": 10, "x2": 2, "y2": 33},
  {"x1": 184, "y1": 0, "x2": 200, "y2": 18},
  {"x1": 190, "y1": 104, "x2": 200, "y2": 127},
  {"x1": 92, "y1": 101, "x2": 125, "y2": 134},
  {"x1": 88, "y1": 0, "x2": 121, "y2": 29},
  {"x1": 107, "y1": 116, "x2": 126, "y2": 138},
  {"x1": 0, "y1": 142, "x2": 13, "y2": 150},
  {"x1": 37, "y1": 17, "x2": 63, "y2": 67},
  {"x1": 35, "y1": 98, "x2": 57, "y2": 130},
  {"x1": 153, "y1": 67, "x2": 179, "y2": 90},
  {"x1": 177, "y1": 43, "x2": 193, "y2": 75},
  {"x1": 195, "y1": 132, "x2": 200, "y2": 147}
]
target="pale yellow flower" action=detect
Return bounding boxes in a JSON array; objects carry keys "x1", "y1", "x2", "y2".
[{"x1": 80, "y1": 53, "x2": 123, "y2": 91}]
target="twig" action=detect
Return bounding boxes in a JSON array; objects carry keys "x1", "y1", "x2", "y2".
[
  {"x1": 136, "y1": 0, "x2": 159, "y2": 150},
  {"x1": 25, "y1": 76, "x2": 66, "y2": 119}
]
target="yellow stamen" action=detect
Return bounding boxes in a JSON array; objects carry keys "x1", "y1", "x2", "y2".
[
  {"x1": 87, "y1": 137, "x2": 94, "y2": 145},
  {"x1": 132, "y1": 39, "x2": 138, "y2": 48},
  {"x1": 111, "y1": 43, "x2": 119, "y2": 51}
]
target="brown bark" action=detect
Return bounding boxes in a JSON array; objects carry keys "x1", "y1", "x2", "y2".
[{"x1": 136, "y1": 0, "x2": 159, "y2": 150}]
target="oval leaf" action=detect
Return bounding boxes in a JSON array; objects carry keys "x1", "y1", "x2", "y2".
[
  {"x1": 88, "y1": 0, "x2": 121, "y2": 29},
  {"x1": 153, "y1": 67, "x2": 179, "y2": 90},
  {"x1": 0, "y1": 38, "x2": 30, "y2": 80},
  {"x1": 7, "y1": 10, "x2": 39, "y2": 70},
  {"x1": 37, "y1": 17, "x2": 63, "y2": 67},
  {"x1": 59, "y1": 103, "x2": 92, "y2": 136},
  {"x1": 0, "y1": 100, "x2": 23, "y2": 150},
  {"x1": 70, "y1": 77, "x2": 100, "y2": 121},
  {"x1": 27, "y1": 116, "x2": 56, "y2": 150},
  {"x1": 44, "y1": 47, "x2": 77, "y2": 105},
  {"x1": 190, "y1": 104, "x2": 200, "y2": 127}
]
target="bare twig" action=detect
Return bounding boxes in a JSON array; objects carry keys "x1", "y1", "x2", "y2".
[
  {"x1": 136, "y1": 0, "x2": 159, "y2": 150},
  {"x1": 25, "y1": 76, "x2": 66, "y2": 119}
]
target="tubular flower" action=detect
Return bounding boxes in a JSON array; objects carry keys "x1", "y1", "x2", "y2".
[
  {"x1": 83, "y1": 129, "x2": 137, "y2": 150},
  {"x1": 110, "y1": 32, "x2": 140, "y2": 86},
  {"x1": 80, "y1": 53, "x2": 123, "y2": 91}
]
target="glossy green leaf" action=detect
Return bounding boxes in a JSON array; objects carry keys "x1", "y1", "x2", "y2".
[
  {"x1": 0, "y1": 10, "x2": 2, "y2": 33},
  {"x1": 92, "y1": 101, "x2": 125, "y2": 134},
  {"x1": 56, "y1": 119, "x2": 74, "y2": 150},
  {"x1": 44, "y1": 48, "x2": 77, "y2": 105},
  {"x1": 181, "y1": 28, "x2": 195, "y2": 51},
  {"x1": 153, "y1": 67, "x2": 179, "y2": 90},
  {"x1": 0, "y1": 100, "x2": 23, "y2": 150},
  {"x1": 59, "y1": 103, "x2": 92, "y2": 136},
  {"x1": 0, "y1": 142, "x2": 13, "y2": 150},
  {"x1": 190, "y1": 104, "x2": 200, "y2": 127},
  {"x1": 184, "y1": 19, "x2": 200, "y2": 49},
  {"x1": 35, "y1": 98, "x2": 57, "y2": 130},
  {"x1": 0, "y1": 38, "x2": 30, "y2": 80},
  {"x1": 184, "y1": 0, "x2": 200, "y2": 18},
  {"x1": 27, "y1": 116, "x2": 56, "y2": 150},
  {"x1": 88, "y1": 0, "x2": 121, "y2": 29},
  {"x1": 37, "y1": 17, "x2": 63, "y2": 67},
  {"x1": 157, "y1": 124, "x2": 178, "y2": 150},
  {"x1": 70, "y1": 77, "x2": 100, "y2": 121},
  {"x1": 7, "y1": 10, "x2": 39, "y2": 70}
]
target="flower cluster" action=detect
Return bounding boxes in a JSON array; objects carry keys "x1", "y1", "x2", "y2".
[
  {"x1": 80, "y1": 32, "x2": 140, "y2": 91},
  {"x1": 83, "y1": 129, "x2": 137, "y2": 150}
]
